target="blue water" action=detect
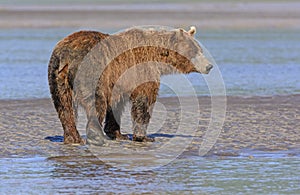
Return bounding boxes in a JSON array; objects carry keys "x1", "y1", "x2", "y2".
[
  {"x1": 1, "y1": 154, "x2": 299, "y2": 194},
  {"x1": 205, "y1": 30, "x2": 300, "y2": 96},
  {"x1": 0, "y1": 28, "x2": 299, "y2": 99}
]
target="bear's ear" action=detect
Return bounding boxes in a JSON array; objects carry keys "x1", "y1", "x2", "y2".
[
  {"x1": 178, "y1": 28, "x2": 185, "y2": 35},
  {"x1": 188, "y1": 26, "x2": 196, "y2": 36}
]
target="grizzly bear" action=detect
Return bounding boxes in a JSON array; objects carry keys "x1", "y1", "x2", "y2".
[{"x1": 48, "y1": 26, "x2": 213, "y2": 145}]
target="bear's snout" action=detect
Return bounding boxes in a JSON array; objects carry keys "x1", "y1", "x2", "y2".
[{"x1": 206, "y1": 64, "x2": 213, "y2": 72}]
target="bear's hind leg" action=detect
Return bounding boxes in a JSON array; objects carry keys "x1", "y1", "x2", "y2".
[
  {"x1": 49, "y1": 63, "x2": 83, "y2": 144},
  {"x1": 85, "y1": 106, "x2": 108, "y2": 146},
  {"x1": 56, "y1": 97, "x2": 82, "y2": 144},
  {"x1": 85, "y1": 93, "x2": 110, "y2": 146}
]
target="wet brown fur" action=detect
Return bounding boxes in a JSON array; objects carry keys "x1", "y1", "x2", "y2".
[
  {"x1": 48, "y1": 28, "x2": 208, "y2": 144},
  {"x1": 95, "y1": 45, "x2": 196, "y2": 141},
  {"x1": 48, "y1": 31, "x2": 109, "y2": 144}
]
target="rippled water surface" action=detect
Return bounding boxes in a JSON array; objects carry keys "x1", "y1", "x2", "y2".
[{"x1": 1, "y1": 149, "x2": 299, "y2": 194}]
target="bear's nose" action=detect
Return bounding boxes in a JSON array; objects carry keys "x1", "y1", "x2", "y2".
[{"x1": 206, "y1": 64, "x2": 213, "y2": 72}]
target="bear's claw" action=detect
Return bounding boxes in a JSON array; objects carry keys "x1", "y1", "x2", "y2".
[
  {"x1": 115, "y1": 132, "x2": 130, "y2": 141},
  {"x1": 133, "y1": 135, "x2": 155, "y2": 142}
]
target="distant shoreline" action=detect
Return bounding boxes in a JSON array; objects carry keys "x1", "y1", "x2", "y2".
[{"x1": 0, "y1": 2, "x2": 300, "y2": 30}]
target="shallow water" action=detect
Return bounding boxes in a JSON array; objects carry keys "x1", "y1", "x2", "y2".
[
  {"x1": 1, "y1": 151, "x2": 299, "y2": 194},
  {"x1": 0, "y1": 28, "x2": 299, "y2": 99}
]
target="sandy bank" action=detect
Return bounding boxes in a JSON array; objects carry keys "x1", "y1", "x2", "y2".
[
  {"x1": 0, "y1": 2, "x2": 300, "y2": 30},
  {"x1": 0, "y1": 95, "x2": 299, "y2": 158}
]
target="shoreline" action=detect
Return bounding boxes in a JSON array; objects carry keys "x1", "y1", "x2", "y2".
[
  {"x1": 0, "y1": 93, "x2": 299, "y2": 102},
  {"x1": 0, "y1": 2, "x2": 300, "y2": 30}
]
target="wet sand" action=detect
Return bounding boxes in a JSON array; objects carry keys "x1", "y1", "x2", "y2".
[
  {"x1": 1, "y1": 95, "x2": 299, "y2": 158},
  {"x1": 0, "y1": 2, "x2": 300, "y2": 30}
]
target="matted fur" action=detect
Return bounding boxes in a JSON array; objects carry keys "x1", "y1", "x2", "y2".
[{"x1": 48, "y1": 26, "x2": 212, "y2": 144}]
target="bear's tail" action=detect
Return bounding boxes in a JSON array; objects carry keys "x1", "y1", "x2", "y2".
[
  {"x1": 48, "y1": 51, "x2": 79, "y2": 126},
  {"x1": 48, "y1": 52, "x2": 61, "y2": 113}
]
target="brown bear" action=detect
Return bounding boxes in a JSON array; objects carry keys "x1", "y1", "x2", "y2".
[{"x1": 48, "y1": 26, "x2": 213, "y2": 145}]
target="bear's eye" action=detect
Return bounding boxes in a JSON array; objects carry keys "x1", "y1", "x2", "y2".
[{"x1": 160, "y1": 50, "x2": 169, "y2": 57}]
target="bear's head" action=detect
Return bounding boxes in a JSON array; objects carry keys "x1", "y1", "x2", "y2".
[
  {"x1": 87, "y1": 25, "x2": 213, "y2": 79},
  {"x1": 169, "y1": 26, "x2": 213, "y2": 74}
]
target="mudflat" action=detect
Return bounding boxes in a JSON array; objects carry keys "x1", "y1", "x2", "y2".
[{"x1": 1, "y1": 95, "x2": 299, "y2": 158}]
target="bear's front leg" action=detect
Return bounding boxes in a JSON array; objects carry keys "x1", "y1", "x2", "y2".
[{"x1": 131, "y1": 95, "x2": 155, "y2": 142}]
